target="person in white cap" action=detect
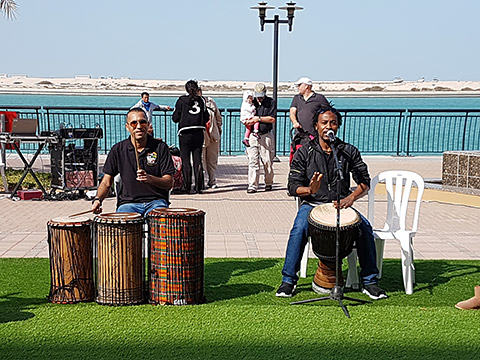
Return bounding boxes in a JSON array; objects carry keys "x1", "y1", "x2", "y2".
[
  {"x1": 244, "y1": 83, "x2": 276, "y2": 193},
  {"x1": 289, "y1": 77, "x2": 329, "y2": 160}
]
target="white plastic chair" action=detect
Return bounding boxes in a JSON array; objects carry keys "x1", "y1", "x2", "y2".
[
  {"x1": 345, "y1": 170, "x2": 424, "y2": 295},
  {"x1": 298, "y1": 197, "x2": 310, "y2": 278}
]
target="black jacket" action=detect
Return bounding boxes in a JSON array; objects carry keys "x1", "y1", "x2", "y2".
[
  {"x1": 172, "y1": 95, "x2": 209, "y2": 134},
  {"x1": 288, "y1": 138, "x2": 371, "y2": 204}
]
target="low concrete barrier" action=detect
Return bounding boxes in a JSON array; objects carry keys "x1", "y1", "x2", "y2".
[{"x1": 443, "y1": 151, "x2": 480, "y2": 190}]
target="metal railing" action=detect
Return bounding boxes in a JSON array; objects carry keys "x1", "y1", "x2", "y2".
[{"x1": 1, "y1": 106, "x2": 480, "y2": 156}]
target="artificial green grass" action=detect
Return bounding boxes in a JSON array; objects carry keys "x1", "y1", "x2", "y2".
[{"x1": 1, "y1": 258, "x2": 480, "y2": 359}]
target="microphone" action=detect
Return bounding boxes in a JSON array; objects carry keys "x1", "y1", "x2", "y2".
[{"x1": 326, "y1": 130, "x2": 336, "y2": 142}]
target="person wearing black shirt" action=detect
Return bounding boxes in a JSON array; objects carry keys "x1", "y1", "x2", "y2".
[
  {"x1": 172, "y1": 80, "x2": 209, "y2": 194},
  {"x1": 290, "y1": 77, "x2": 329, "y2": 138},
  {"x1": 92, "y1": 108, "x2": 175, "y2": 216},
  {"x1": 275, "y1": 106, "x2": 387, "y2": 301},
  {"x1": 244, "y1": 83, "x2": 276, "y2": 193}
]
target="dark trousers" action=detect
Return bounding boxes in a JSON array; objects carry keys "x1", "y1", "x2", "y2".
[{"x1": 179, "y1": 129, "x2": 205, "y2": 192}]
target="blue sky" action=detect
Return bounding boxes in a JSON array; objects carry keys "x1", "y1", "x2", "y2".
[{"x1": 1, "y1": 0, "x2": 479, "y2": 82}]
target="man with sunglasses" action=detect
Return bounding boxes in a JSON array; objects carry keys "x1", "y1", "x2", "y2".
[{"x1": 91, "y1": 108, "x2": 175, "y2": 216}]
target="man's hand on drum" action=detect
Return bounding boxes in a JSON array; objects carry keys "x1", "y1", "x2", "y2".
[
  {"x1": 334, "y1": 194, "x2": 355, "y2": 209},
  {"x1": 136, "y1": 169, "x2": 149, "y2": 183},
  {"x1": 92, "y1": 200, "x2": 102, "y2": 214},
  {"x1": 309, "y1": 172, "x2": 323, "y2": 195}
]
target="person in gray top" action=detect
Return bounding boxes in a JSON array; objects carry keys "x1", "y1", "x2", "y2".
[
  {"x1": 131, "y1": 92, "x2": 171, "y2": 124},
  {"x1": 290, "y1": 77, "x2": 329, "y2": 137}
]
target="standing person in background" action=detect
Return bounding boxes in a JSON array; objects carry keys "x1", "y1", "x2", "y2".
[
  {"x1": 199, "y1": 87, "x2": 223, "y2": 189},
  {"x1": 172, "y1": 80, "x2": 209, "y2": 194},
  {"x1": 131, "y1": 92, "x2": 171, "y2": 124},
  {"x1": 244, "y1": 83, "x2": 276, "y2": 194},
  {"x1": 289, "y1": 77, "x2": 329, "y2": 161}
]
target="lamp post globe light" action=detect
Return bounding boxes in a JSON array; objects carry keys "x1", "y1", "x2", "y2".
[{"x1": 250, "y1": 1, "x2": 303, "y2": 103}]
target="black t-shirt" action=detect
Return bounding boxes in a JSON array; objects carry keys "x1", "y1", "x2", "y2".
[
  {"x1": 290, "y1": 92, "x2": 329, "y2": 136},
  {"x1": 103, "y1": 135, "x2": 175, "y2": 206},
  {"x1": 253, "y1": 96, "x2": 277, "y2": 134}
]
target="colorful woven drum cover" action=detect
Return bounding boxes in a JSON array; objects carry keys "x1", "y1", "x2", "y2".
[
  {"x1": 308, "y1": 204, "x2": 361, "y2": 263},
  {"x1": 94, "y1": 212, "x2": 144, "y2": 305},
  {"x1": 47, "y1": 216, "x2": 94, "y2": 303},
  {"x1": 147, "y1": 208, "x2": 205, "y2": 305}
]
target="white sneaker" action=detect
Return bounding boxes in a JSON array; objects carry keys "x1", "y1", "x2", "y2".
[{"x1": 312, "y1": 281, "x2": 332, "y2": 295}]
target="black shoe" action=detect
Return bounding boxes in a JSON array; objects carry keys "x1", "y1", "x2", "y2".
[
  {"x1": 265, "y1": 185, "x2": 272, "y2": 191},
  {"x1": 242, "y1": 139, "x2": 250, "y2": 147},
  {"x1": 276, "y1": 282, "x2": 296, "y2": 298},
  {"x1": 174, "y1": 189, "x2": 190, "y2": 195},
  {"x1": 362, "y1": 284, "x2": 388, "y2": 300},
  {"x1": 247, "y1": 188, "x2": 257, "y2": 194}
]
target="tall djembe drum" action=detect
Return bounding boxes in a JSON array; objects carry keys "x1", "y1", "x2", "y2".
[
  {"x1": 47, "y1": 216, "x2": 94, "y2": 303},
  {"x1": 94, "y1": 212, "x2": 144, "y2": 305},
  {"x1": 308, "y1": 204, "x2": 361, "y2": 289},
  {"x1": 147, "y1": 208, "x2": 205, "y2": 305}
]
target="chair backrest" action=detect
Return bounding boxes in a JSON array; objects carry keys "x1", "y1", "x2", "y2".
[{"x1": 367, "y1": 170, "x2": 424, "y2": 233}]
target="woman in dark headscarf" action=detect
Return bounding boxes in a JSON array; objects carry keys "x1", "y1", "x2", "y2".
[{"x1": 172, "y1": 80, "x2": 209, "y2": 193}]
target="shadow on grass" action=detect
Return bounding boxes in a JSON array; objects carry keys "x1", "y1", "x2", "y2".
[
  {"x1": 204, "y1": 259, "x2": 277, "y2": 302},
  {"x1": 0, "y1": 292, "x2": 44, "y2": 324},
  {"x1": 2, "y1": 340, "x2": 479, "y2": 360},
  {"x1": 380, "y1": 260, "x2": 480, "y2": 294},
  {"x1": 292, "y1": 259, "x2": 480, "y2": 307}
]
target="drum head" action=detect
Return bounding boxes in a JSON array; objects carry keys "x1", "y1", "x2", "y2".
[
  {"x1": 309, "y1": 204, "x2": 359, "y2": 228},
  {"x1": 49, "y1": 216, "x2": 91, "y2": 226},
  {"x1": 95, "y1": 212, "x2": 143, "y2": 223},
  {"x1": 148, "y1": 208, "x2": 205, "y2": 217}
]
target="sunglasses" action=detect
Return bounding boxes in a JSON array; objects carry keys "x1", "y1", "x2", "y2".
[{"x1": 128, "y1": 119, "x2": 148, "y2": 127}]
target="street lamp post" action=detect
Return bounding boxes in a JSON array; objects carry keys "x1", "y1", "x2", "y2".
[
  {"x1": 250, "y1": 1, "x2": 303, "y2": 104},
  {"x1": 251, "y1": 2, "x2": 302, "y2": 160}
]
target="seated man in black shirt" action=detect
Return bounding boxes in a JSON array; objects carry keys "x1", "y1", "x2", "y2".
[
  {"x1": 92, "y1": 108, "x2": 175, "y2": 216},
  {"x1": 276, "y1": 106, "x2": 387, "y2": 300}
]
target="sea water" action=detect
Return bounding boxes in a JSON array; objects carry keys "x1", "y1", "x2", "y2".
[
  {"x1": 2, "y1": 94, "x2": 480, "y2": 110},
  {"x1": 2, "y1": 94, "x2": 480, "y2": 155}
]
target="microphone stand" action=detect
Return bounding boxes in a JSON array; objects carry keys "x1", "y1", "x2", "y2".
[{"x1": 291, "y1": 137, "x2": 371, "y2": 318}]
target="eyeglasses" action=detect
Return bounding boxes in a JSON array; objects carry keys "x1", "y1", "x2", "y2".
[{"x1": 128, "y1": 119, "x2": 148, "y2": 127}]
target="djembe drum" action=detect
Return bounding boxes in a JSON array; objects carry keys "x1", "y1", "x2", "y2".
[
  {"x1": 308, "y1": 204, "x2": 361, "y2": 289},
  {"x1": 94, "y1": 212, "x2": 144, "y2": 305},
  {"x1": 47, "y1": 216, "x2": 94, "y2": 303},
  {"x1": 147, "y1": 208, "x2": 205, "y2": 305}
]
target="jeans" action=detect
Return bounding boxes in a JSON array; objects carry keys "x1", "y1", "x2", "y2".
[
  {"x1": 281, "y1": 203, "x2": 379, "y2": 286},
  {"x1": 117, "y1": 199, "x2": 168, "y2": 217}
]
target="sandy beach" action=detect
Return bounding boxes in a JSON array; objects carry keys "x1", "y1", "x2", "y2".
[{"x1": 1, "y1": 75, "x2": 480, "y2": 97}]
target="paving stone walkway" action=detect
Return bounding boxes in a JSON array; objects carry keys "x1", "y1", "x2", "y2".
[{"x1": 1, "y1": 155, "x2": 479, "y2": 261}]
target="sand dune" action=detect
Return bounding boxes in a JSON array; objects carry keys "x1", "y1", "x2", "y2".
[{"x1": 0, "y1": 75, "x2": 479, "y2": 97}]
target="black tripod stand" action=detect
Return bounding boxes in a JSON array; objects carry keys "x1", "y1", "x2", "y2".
[{"x1": 290, "y1": 135, "x2": 371, "y2": 318}]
